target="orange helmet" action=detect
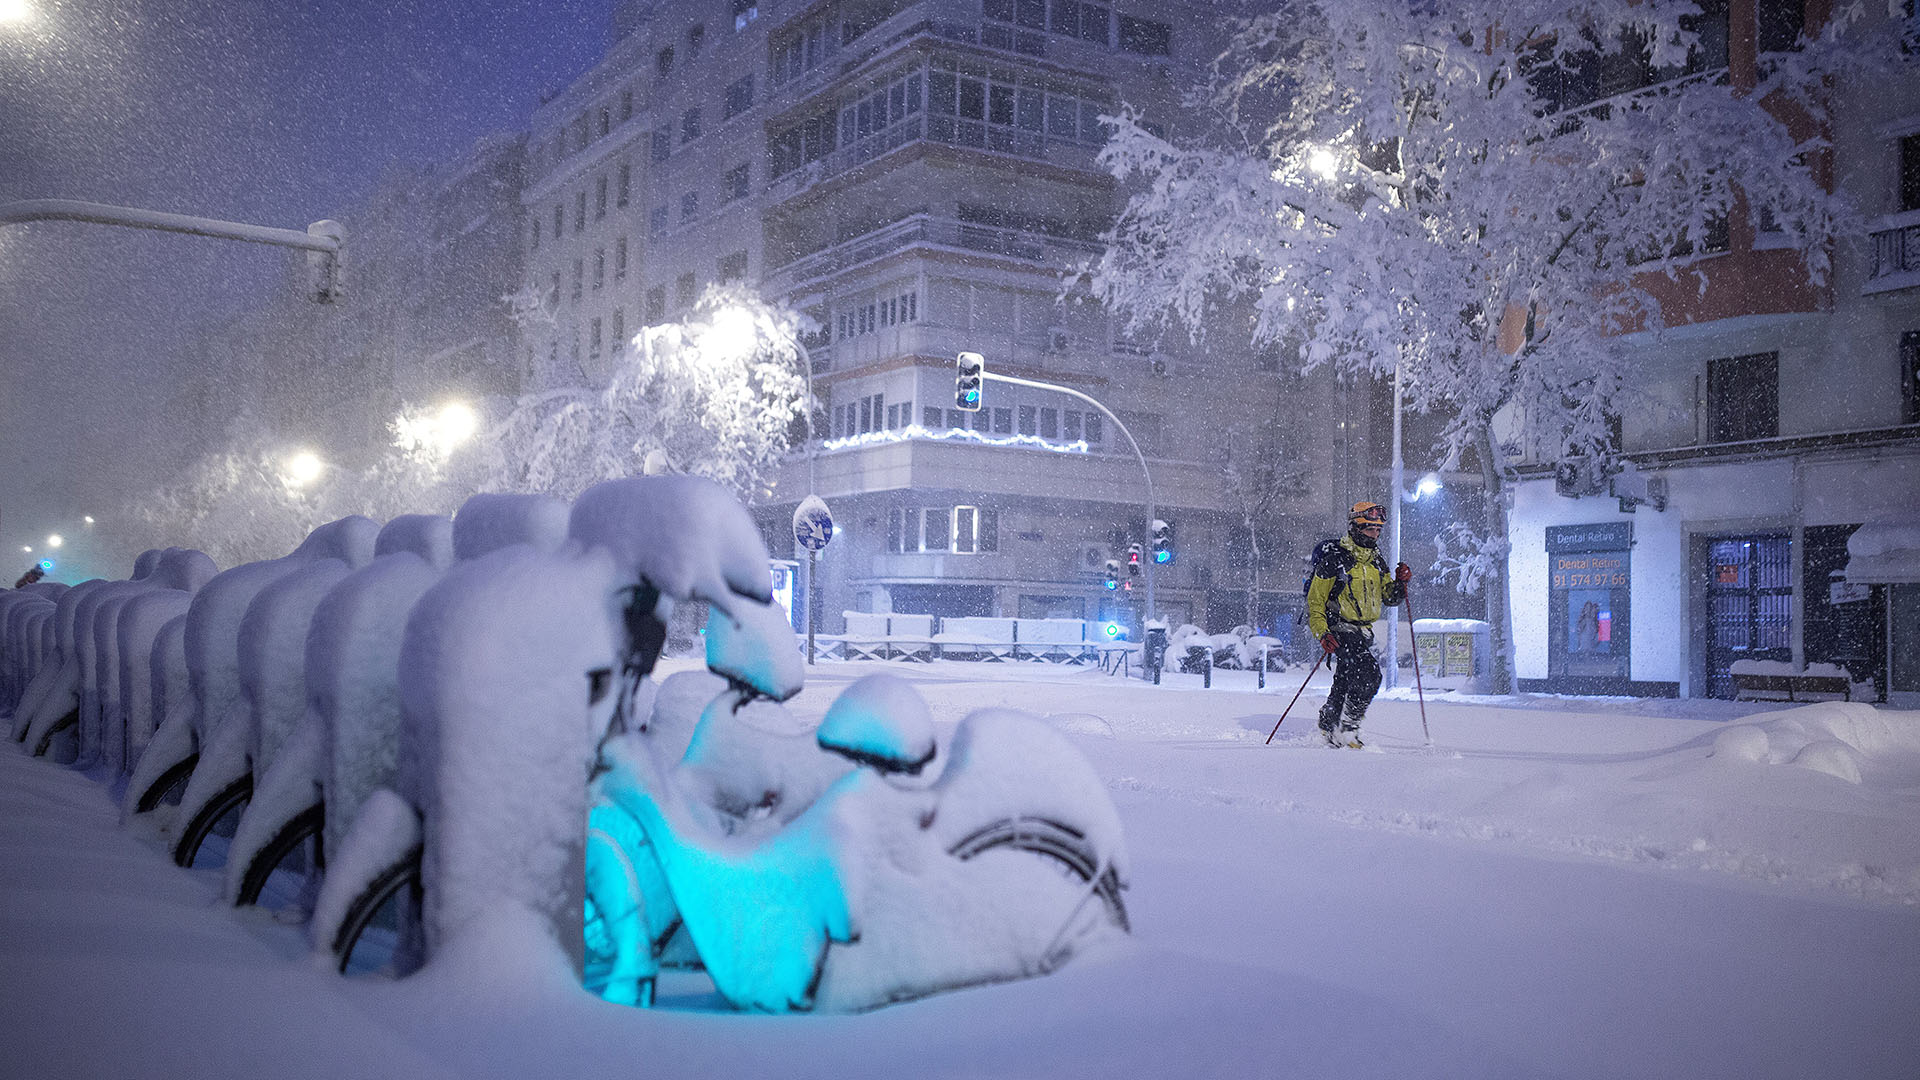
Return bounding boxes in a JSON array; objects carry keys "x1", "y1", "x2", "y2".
[{"x1": 1349, "y1": 501, "x2": 1386, "y2": 525}]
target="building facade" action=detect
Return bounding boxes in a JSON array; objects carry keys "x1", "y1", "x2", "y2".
[
  {"x1": 525, "y1": 0, "x2": 1396, "y2": 641},
  {"x1": 1506, "y1": 0, "x2": 1920, "y2": 702}
]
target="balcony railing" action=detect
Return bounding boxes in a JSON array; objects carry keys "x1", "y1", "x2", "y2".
[
  {"x1": 770, "y1": 212, "x2": 1103, "y2": 288},
  {"x1": 1867, "y1": 209, "x2": 1920, "y2": 292}
]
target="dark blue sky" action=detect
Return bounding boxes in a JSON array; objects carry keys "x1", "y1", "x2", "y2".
[{"x1": 0, "y1": 0, "x2": 619, "y2": 577}]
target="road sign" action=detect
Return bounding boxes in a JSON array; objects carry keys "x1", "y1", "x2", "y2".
[{"x1": 792, "y1": 494, "x2": 834, "y2": 552}]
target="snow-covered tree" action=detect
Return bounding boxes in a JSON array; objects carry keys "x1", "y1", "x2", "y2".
[
  {"x1": 469, "y1": 284, "x2": 811, "y2": 502},
  {"x1": 1221, "y1": 428, "x2": 1312, "y2": 633},
  {"x1": 1093, "y1": 0, "x2": 1883, "y2": 691}
]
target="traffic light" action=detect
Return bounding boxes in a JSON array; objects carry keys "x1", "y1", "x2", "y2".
[
  {"x1": 1126, "y1": 543, "x2": 1142, "y2": 577},
  {"x1": 955, "y1": 351, "x2": 985, "y2": 411},
  {"x1": 1151, "y1": 519, "x2": 1173, "y2": 564},
  {"x1": 1103, "y1": 559, "x2": 1121, "y2": 590},
  {"x1": 306, "y1": 219, "x2": 346, "y2": 304}
]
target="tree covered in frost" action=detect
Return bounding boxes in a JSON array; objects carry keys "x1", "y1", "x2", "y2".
[
  {"x1": 140, "y1": 287, "x2": 812, "y2": 561},
  {"x1": 467, "y1": 284, "x2": 810, "y2": 503},
  {"x1": 1093, "y1": 0, "x2": 1881, "y2": 691}
]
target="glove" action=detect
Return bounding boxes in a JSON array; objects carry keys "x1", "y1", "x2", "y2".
[
  {"x1": 1395, "y1": 562, "x2": 1413, "y2": 583},
  {"x1": 1321, "y1": 633, "x2": 1339, "y2": 655}
]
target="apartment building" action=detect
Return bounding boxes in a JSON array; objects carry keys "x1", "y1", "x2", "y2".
[
  {"x1": 525, "y1": 0, "x2": 1374, "y2": 637},
  {"x1": 1506, "y1": 1, "x2": 1920, "y2": 701}
]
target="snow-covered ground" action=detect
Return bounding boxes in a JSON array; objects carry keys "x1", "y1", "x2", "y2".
[{"x1": 4, "y1": 659, "x2": 1916, "y2": 1080}]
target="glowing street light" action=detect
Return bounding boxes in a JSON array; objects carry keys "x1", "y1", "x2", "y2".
[
  {"x1": 0, "y1": 0, "x2": 35, "y2": 25},
  {"x1": 1307, "y1": 146, "x2": 1341, "y2": 181},
  {"x1": 45, "y1": 534, "x2": 62, "y2": 548},
  {"x1": 434, "y1": 401, "x2": 478, "y2": 451},
  {"x1": 83, "y1": 515, "x2": 95, "y2": 525},
  {"x1": 283, "y1": 450, "x2": 325, "y2": 488}
]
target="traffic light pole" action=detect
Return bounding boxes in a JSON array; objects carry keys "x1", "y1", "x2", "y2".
[
  {"x1": 981, "y1": 371, "x2": 1156, "y2": 622},
  {"x1": 0, "y1": 199, "x2": 345, "y2": 302}
]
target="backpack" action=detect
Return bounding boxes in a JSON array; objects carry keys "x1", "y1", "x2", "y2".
[{"x1": 1297, "y1": 538, "x2": 1350, "y2": 626}]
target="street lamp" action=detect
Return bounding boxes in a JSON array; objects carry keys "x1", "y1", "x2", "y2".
[
  {"x1": 0, "y1": 0, "x2": 35, "y2": 24},
  {"x1": 45, "y1": 534, "x2": 61, "y2": 548},
  {"x1": 701, "y1": 301, "x2": 817, "y2": 491},
  {"x1": 283, "y1": 450, "x2": 325, "y2": 489}
]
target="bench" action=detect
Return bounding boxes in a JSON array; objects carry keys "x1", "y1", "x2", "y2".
[
  {"x1": 837, "y1": 612, "x2": 934, "y2": 662},
  {"x1": 932, "y1": 617, "x2": 1017, "y2": 661},
  {"x1": 1729, "y1": 661, "x2": 1852, "y2": 702},
  {"x1": 1013, "y1": 618, "x2": 1096, "y2": 664}
]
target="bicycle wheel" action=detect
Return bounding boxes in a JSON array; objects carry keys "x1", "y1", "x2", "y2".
[
  {"x1": 235, "y1": 801, "x2": 324, "y2": 907},
  {"x1": 333, "y1": 844, "x2": 423, "y2": 977},
  {"x1": 947, "y1": 816, "x2": 1129, "y2": 933},
  {"x1": 134, "y1": 753, "x2": 199, "y2": 814},
  {"x1": 173, "y1": 773, "x2": 252, "y2": 868}
]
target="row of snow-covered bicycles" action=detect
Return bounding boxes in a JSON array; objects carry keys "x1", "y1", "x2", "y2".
[{"x1": 0, "y1": 477, "x2": 1129, "y2": 1012}]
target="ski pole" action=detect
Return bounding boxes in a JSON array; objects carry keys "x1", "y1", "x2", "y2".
[
  {"x1": 1265, "y1": 651, "x2": 1327, "y2": 745},
  {"x1": 1403, "y1": 593, "x2": 1430, "y2": 745}
]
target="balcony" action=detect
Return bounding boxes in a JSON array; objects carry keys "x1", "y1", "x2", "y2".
[
  {"x1": 1865, "y1": 209, "x2": 1920, "y2": 295},
  {"x1": 768, "y1": 212, "x2": 1104, "y2": 290}
]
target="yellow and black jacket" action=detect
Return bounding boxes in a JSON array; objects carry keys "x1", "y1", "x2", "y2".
[{"x1": 1306, "y1": 535, "x2": 1406, "y2": 639}]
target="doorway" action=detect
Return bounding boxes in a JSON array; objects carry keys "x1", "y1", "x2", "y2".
[{"x1": 1703, "y1": 535, "x2": 1792, "y2": 699}]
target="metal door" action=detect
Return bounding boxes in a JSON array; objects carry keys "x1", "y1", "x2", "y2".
[{"x1": 1704, "y1": 536, "x2": 1793, "y2": 698}]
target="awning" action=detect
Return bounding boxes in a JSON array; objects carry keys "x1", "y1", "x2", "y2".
[{"x1": 1843, "y1": 517, "x2": 1920, "y2": 584}]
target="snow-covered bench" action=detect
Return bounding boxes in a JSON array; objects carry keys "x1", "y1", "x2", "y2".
[
  {"x1": 838, "y1": 612, "x2": 934, "y2": 662},
  {"x1": 1729, "y1": 659, "x2": 1853, "y2": 702},
  {"x1": 1013, "y1": 618, "x2": 1095, "y2": 664},
  {"x1": 932, "y1": 616, "x2": 1017, "y2": 661}
]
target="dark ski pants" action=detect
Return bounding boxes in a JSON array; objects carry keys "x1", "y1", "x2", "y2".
[{"x1": 1319, "y1": 625, "x2": 1380, "y2": 731}]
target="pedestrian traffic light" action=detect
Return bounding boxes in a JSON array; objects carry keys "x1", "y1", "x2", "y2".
[
  {"x1": 1103, "y1": 559, "x2": 1121, "y2": 590},
  {"x1": 1151, "y1": 519, "x2": 1173, "y2": 564},
  {"x1": 1126, "y1": 543, "x2": 1142, "y2": 577},
  {"x1": 955, "y1": 351, "x2": 985, "y2": 411}
]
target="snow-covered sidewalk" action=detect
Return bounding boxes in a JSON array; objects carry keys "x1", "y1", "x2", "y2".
[{"x1": 3, "y1": 661, "x2": 1916, "y2": 1079}]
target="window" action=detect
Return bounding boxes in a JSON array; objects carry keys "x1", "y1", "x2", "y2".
[
  {"x1": 529, "y1": 215, "x2": 540, "y2": 250},
  {"x1": 831, "y1": 69, "x2": 921, "y2": 164},
  {"x1": 953, "y1": 507, "x2": 978, "y2": 554},
  {"x1": 772, "y1": 16, "x2": 837, "y2": 85},
  {"x1": 597, "y1": 108, "x2": 611, "y2": 138},
  {"x1": 1018, "y1": 404, "x2": 1037, "y2": 436},
  {"x1": 1903, "y1": 331, "x2": 1920, "y2": 424},
  {"x1": 1050, "y1": 1, "x2": 1110, "y2": 44},
  {"x1": 646, "y1": 285, "x2": 666, "y2": 323},
  {"x1": 768, "y1": 107, "x2": 838, "y2": 179},
  {"x1": 649, "y1": 206, "x2": 669, "y2": 238},
  {"x1": 972, "y1": 408, "x2": 992, "y2": 433},
  {"x1": 1063, "y1": 410, "x2": 1081, "y2": 440},
  {"x1": 590, "y1": 317, "x2": 603, "y2": 360},
  {"x1": 612, "y1": 309, "x2": 626, "y2": 355},
  {"x1": 1902, "y1": 133, "x2": 1920, "y2": 213},
  {"x1": 1117, "y1": 14, "x2": 1171, "y2": 56},
  {"x1": 725, "y1": 74, "x2": 754, "y2": 120},
  {"x1": 651, "y1": 126, "x2": 672, "y2": 162},
  {"x1": 676, "y1": 271, "x2": 697, "y2": 308},
  {"x1": 924, "y1": 405, "x2": 942, "y2": 428},
  {"x1": 993, "y1": 406, "x2": 1013, "y2": 434},
  {"x1": 571, "y1": 259, "x2": 583, "y2": 300},
  {"x1": 682, "y1": 107, "x2": 702, "y2": 144},
  {"x1": 1039, "y1": 406, "x2": 1058, "y2": 439},
  {"x1": 553, "y1": 204, "x2": 563, "y2": 239},
  {"x1": 680, "y1": 191, "x2": 699, "y2": 221},
  {"x1": 723, "y1": 163, "x2": 751, "y2": 202},
  {"x1": 617, "y1": 163, "x2": 631, "y2": 208},
  {"x1": 1084, "y1": 412, "x2": 1102, "y2": 444},
  {"x1": 1706, "y1": 352, "x2": 1779, "y2": 442},
  {"x1": 887, "y1": 509, "x2": 902, "y2": 552},
  {"x1": 620, "y1": 88, "x2": 634, "y2": 122},
  {"x1": 1757, "y1": 0, "x2": 1804, "y2": 53},
  {"x1": 924, "y1": 505, "x2": 949, "y2": 551},
  {"x1": 595, "y1": 176, "x2": 608, "y2": 218},
  {"x1": 732, "y1": 0, "x2": 757, "y2": 31},
  {"x1": 574, "y1": 191, "x2": 587, "y2": 232},
  {"x1": 593, "y1": 248, "x2": 606, "y2": 289},
  {"x1": 688, "y1": 23, "x2": 705, "y2": 54},
  {"x1": 656, "y1": 46, "x2": 674, "y2": 78},
  {"x1": 615, "y1": 237, "x2": 628, "y2": 279},
  {"x1": 718, "y1": 250, "x2": 748, "y2": 282},
  {"x1": 548, "y1": 271, "x2": 560, "y2": 308}
]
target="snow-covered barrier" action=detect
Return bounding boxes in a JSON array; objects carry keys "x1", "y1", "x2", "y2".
[{"x1": 1710, "y1": 703, "x2": 1920, "y2": 784}]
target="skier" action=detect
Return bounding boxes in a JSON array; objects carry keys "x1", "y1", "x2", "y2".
[{"x1": 1306, "y1": 502, "x2": 1411, "y2": 748}]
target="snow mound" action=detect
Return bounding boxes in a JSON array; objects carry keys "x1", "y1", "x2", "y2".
[{"x1": 1709, "y1": 703, "x2": 1920, "y2": 784}]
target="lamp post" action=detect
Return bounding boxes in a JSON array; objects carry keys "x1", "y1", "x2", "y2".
[{"x1": 1386, "y1": 361, "x2": 1404, "y2": 689}]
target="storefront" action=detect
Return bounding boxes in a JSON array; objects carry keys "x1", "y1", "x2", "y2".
[
  {"x1": 1842, "y1": 517, "x2": 1920, "y2": 706},
  {"x1": 1543, "y1": 522, "x2": 1637, "y2": 694}
]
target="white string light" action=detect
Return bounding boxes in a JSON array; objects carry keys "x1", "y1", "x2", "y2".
[{"x1": 820, "y1": 423, "x2": 1091, "y2": 455}]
